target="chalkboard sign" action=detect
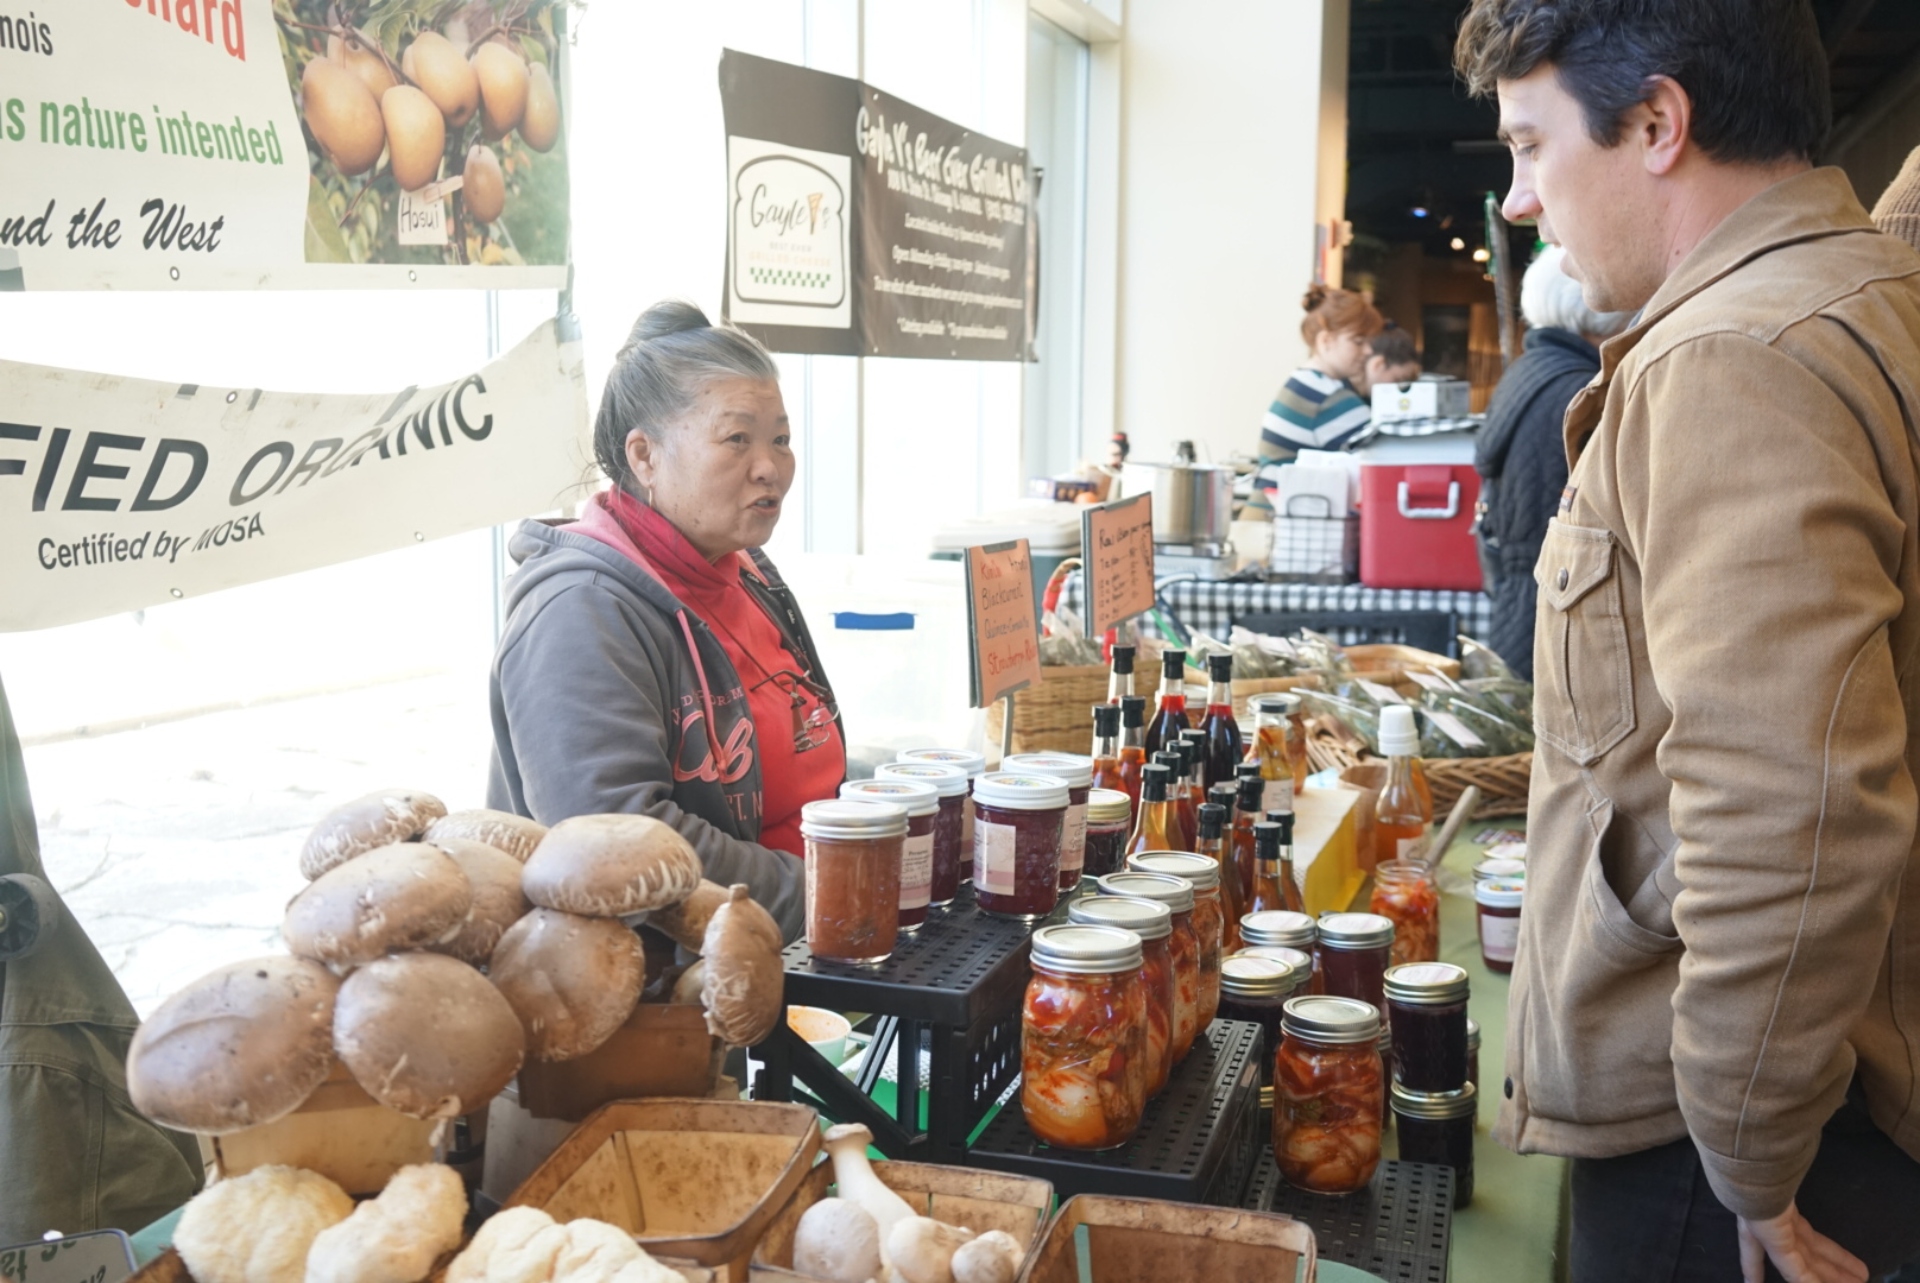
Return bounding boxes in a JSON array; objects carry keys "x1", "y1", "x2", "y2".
[
  {"x1": 0, "y1": 1230, "x2": 135, "y2": 1283},
  {"x1": 1080, "y1": 492, "x2": 1157, "y2": 635},
  {"x1": 965, "y1": 539, "x2": 1042, "y2": 708}
]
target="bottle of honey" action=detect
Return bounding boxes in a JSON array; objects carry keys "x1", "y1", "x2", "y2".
[
  {"x1": 1231, "y1": 770, "x2": 1264, "y2": 910},
  {"x1": 1374, "y1": 705, "x2": 1433, "y2": 865},
  {"x1": 1150, "y1": 751, "x2": 1195, "y2": 851},
  {"x1": 1117, "y1": 695, "x2": 1148, "y2": 812},
  {"x1": 1196, "y1": 801, "x2": 1245, "y2": 950},
  {"x1": 1090, "y1": 703, "x2": 1125, "y2": 795},
  {"x1": 1128, "y1": 764, "x2": 1185, "y2": 855}
]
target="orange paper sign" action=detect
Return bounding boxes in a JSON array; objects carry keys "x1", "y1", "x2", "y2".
[
  {"x1": 1080, "y1": 492, "x2": 1157, "y2": 635},
  {"x1": 965, "y1": 539, "x2": 1042, "y2": 708}
]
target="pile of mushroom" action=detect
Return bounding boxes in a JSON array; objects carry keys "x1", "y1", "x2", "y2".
[
  {"x1": 793, "y1": 1125, "x2": 1026, "y2": 1283},
  {"x1": 127, "y1": 788, "x2": 787, "y2": 1142}
]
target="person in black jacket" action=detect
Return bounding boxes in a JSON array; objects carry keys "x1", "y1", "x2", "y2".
[{"x1": 1475, "y1": 246, "x2": 1632, "y2": 677}]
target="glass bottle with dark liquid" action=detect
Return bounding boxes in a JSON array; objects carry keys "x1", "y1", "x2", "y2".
[
  {"x1": 1144, "y1": 649, "x2": 1191, "y2": 756},
  {"x1": 1117, "y1": 695, "x2": 1148, "y2": 813},
  {"x1": 1128, "y1": 764, "x2": 1185, "y2": 855},
  {"x1": 1197, "y1": 651, "x2": 1243, "y2": 788}
]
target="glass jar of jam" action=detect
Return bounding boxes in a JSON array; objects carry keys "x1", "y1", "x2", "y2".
[
  {"x1": 841, "y1": 778, "x2": 938, "y2": 931},
  {"x1": 1316, "y1": 912, "x2": 1396, "y2": 1018},
  {"x1": 1096, "y1": 871, "x2": 1201, "y2": 1065},
  {"x1": 1127, "y1": 851, "x2": 1225, "y2": 1034},
  {"x1": 1005, "y1": 752, "x2": 1095, "y2": 893},
  {"x1": 1384, "y1": 962, "x2": 1470, "y2": 1093},
  {"x1": 1466, "y1": 1017, "x2": 1481, "y2": 1107},
  {"x1": 1242, "y1": 910, "x2": 1321, "y2": 993},
  {"x1": 897, "y1": 748, "x2": 985, "y2": 882},
  {"x1": 1069, "y1": 894, "x2": 1175, "y2": 1095},
  {"x1": 1370, "y1": 858, "x2": 1441, "y2": 966},
  {"x1": 1083, "y1": 788, "x2": 1132, "y2": 880},
  {"x1": 800, "y1": 799, "x2": 907, "y2": 964},
  {"x1": 1475, "y1": 878, "x2": 1525, "y2": 975},
  {"x1": 1218, "y1": 954, "x2": 1300, "y2": 1107},
  {"x1": 874, "y1": 761, "x2": 968, "y2": 907},
  {"x1": 1273, "y1": 995, "x2": 1384, "y2": 1195},
  {"x1": 972, "y1": 772, "x2": 1068, "y2": 920},
  {"x1": 1249, "y1": 693, "x2": 1308, "y2": 813},
  {"x1": 1021, "y1": 924, "x2": 1149, "y2": 1150},
  {"x1": 1392, "y1": 1082, "x2": 1477, "y2": 1208},
  {"x1": 1472, "y1": 856, "x2": 1527, "y2": 886}
]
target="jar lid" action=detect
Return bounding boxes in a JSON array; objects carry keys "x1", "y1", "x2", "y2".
[
  {"x1": 1220, "y1": 954, "x2": 1295, "y2": 997},
  {"x1": 1086, "y1": 788, "x2": 1131, "y2": 824},
  {"x1": 1126, "y1": 851, "x2": 1220, "y2": 890},
  {"x1": 874, "y1": 761, "x2": 969, "y2": 798},
  {"x1": 897, "y1": 748, "x2": 986, "y2": 776},
  {"x1": 1475, "y1": 878, "x2": 1526, "y2": 909},
  {"x1": 1384, "y1": 961, "x2": 1471, "y2": 1006},
  {"x1": 1250, "y1": 692, "x2": 1301, "y2": 715},
  {"x1": 1240, "y1": 909, "x2": 1316, "y2": 949},
  {"x1": 840, "y1": 778, "x2": 938, "y2": 818},
  {"x1": 1003, "y1": 752, "x2": 1094, "y2": 789},
  {"x1": 1317, "y1": 911, "x2": 1396, "y2": 951},
  {"x1": 1473, "y1": 856, "x2": 1528, "y2": 882},
  {"x1": 1068, "y1": 894, "x2": 1172, "y2": 940},
  {"x1": 799, "y1": 798, "x2": 908, "y2": 841},
  {"x1": 973, "y1": 772, "x2": 1071, "y2": 811},
  {"x1": 1467, "y1": 1017, "x2": 1481, "y2": 1050},
  {"x1": 1391, "y1": 1082, "x2": 1478, "y2": 1120},
  {"x1": 1232, "y1": 945, "x2": 1312, "y2": 978},
  {"x1": 1093, "y1": 871, "x2": 1194, "y2": 914},
  {"x1": 1031, "y1": 924, "x2": 1143, "y2": 975},
  {"x1": 1281, "y1": 995, "x2": 1380, "y2": 1044}
]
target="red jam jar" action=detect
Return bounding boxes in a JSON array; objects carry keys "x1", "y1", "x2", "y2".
[
  {"x1": 1241, "y1": 910, "x2": 1321, "y2": 993},
  {"x1": 800, "y1": 799, "x2": 906, "y2": 964},
  {"x1": 1392, "y1": 1082, "x2": 1477, "y2": 1208},
  {"x1": 1005, "y1": 752, "x2": 1094, "y2": 892},
  {"x1": 841, "y1": 778, "x2": 939, "y2": 931},
  {"x1": 1021, "y1": 924, "x2": 1149, "y2": 1150},
  {"x1": 1096, "y1": 871, "x2": 1202, "y2": 1064},
  {"x1": 1316, "y1": 912, "x2": 1396, "y2": 1018},
  {"x1": 1127, "y1": 851, "x2": 1225, "y2": 1033},
  {"x1": 1273, "y1": 995, "x2": 1384, "y2": 1195},
  {"x1": 897, "y1": 748, "x2": 986, "y2": 884},
  {"x1": 1384, "y1": 961, "x2": 1470, "y2": 1093},
  {"x1": 874, "y1": 761, "x2": 968, "y2": 907},
  {"x1": 1218, "y1": 953, "x2": 1302, "y2": 1107},
  {"x1": 1475, "y1": 878, "x2": 1524, "y2": 974},
  {"x1": 972, "y1": 772, "x2": 1068, "y2": 919},
  {"x1": 1069, "y1": 893, "x2": 1176, "y2": 1095},
  {"x1": 1082, "y1": 788, "x2": 1132, "y2": 879}
]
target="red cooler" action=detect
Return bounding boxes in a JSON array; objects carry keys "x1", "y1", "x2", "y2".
[{"x1": 1359, "y1": 464, "x2": 1483, "y2": 591}]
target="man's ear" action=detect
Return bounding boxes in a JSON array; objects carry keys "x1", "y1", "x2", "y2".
[{"x1": 1634, "y1": 75, "x2": 1693, "y2": 178}]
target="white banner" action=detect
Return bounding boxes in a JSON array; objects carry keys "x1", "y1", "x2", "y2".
[
  {"x1": 0, "y1": 318, "x2": 589, "y2": 631},
  {"x1": 0, "y1": 0, "x2": 569, "y2": 290}
]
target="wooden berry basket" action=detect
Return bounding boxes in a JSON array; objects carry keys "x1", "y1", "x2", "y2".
[
  {"x1": 204, "y1": 1059, "x2": 437, "y2": 1195},
  {"x1": 1017, "y1": 1195, "x2": 1317, "y2": 1282}
]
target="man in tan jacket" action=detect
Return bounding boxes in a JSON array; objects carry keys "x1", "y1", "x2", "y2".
[{"x1": 1456, "y1": 2, "x2": 1920, "y2": 1281}]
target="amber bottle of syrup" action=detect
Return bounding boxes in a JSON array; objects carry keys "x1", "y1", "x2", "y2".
[
  {"x1": 1153, "y1": 750, "x2": 1196, "y2": 852},
  {"x1": 1231, "y1": 769, "x2": 1265, "y2": 912},
  {"x1": 1196, "y1": 801, "x2": 1245, "y2": 951},
  {"x1": 1374, "y1": 705, "x2": 1433, "y2": 866},
  {"x1": 1128, "y1": 764, "x2": 1186, "y2": 855},
  {"x1": 1116, "y1": 695, "x2": 1148, "y2": 813},
  {"x1": 1263, "y1": 809, "x2": 1307, "y2": 913},
  {"x1": 1090, "y1": 703, "x2": 1125, "y2": 792},
  {"x1": 1249, "y1": 812, "x2": 1304, "y2": 916}
]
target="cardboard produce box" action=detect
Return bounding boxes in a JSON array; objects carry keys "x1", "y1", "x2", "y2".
[{"x1": 1018, "y1": 1195, "x2": 1317, "y2": 1282}]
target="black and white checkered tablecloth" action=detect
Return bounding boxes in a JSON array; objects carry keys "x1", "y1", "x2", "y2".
[
  {"x1": 1367, "y1": 415, "x2": 1485, "y2": 437},
  {"x1": 1055, "y1": 574, "x2": 1492, "y2": 647}
]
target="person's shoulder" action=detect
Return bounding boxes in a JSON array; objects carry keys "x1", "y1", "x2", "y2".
[{"x1": 1285, "y1": 367, "x2": 1346, "y2": 398}]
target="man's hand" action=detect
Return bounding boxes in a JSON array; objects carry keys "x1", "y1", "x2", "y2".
[{"x1": 1737, "y1": 1203, "x2": 1868, "y2": 1283}]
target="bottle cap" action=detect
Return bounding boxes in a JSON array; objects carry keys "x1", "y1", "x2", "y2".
[
  {"x1": 1121, "y1": 695, "x2": 1147, "y2": 727},
  {"x1": 1266, "y1": 810, "x2": 1296, "y2": 842},
  {"x1": 1141, "y1": 764, "x2": 1170, "y2": 801},
  {"x1": 874, "y1": 761, "x2": 969, "y2": 798},
  {"x1": 840, "y1": 778, "x2": 939, "y2": 818},
  {"x1": 1235, "y1": 761, "x2": 1263, "y2": 779},
  {"x1": 1003, "y1": 753, "x2": 1094, "y2": 789},
  {"x1": 1085, "y1": 788, "x2": 1131, "y2": 825},
  {"x1": 1110, "y1": 644, "x2": 1135, "y2": 675},
  {"x1": 1179, "y1": 727, "x2": 1206, "y2": 744},
  {"x1": 1208, "y1": 782, "x2": 1236, "y2": 806},
  {"x1": 1128, "y1": 851, "x2": 1219, "y2": 890},
  {"x1": 1467, "y1": 1017, "x2": 1481, "y2": 1051},
  {"x1": 800, "y1": 798, "x2": 909, "y2": 841},
  {"x1": 1068, "y1": 894, "x2": 1171, "y2": 941},
  {"x1": 1152, "y1": 751, "x2": 1182, "y2": 772},
  {"x1": 972, "y1": 772, "x2": 1071, "y2": 812},
  {"x1": 1093, "y1": 703, "x2": 1121, "y2": 737},
  {"x1": 1207, "y1": 651, "x2": 1234, "y2": 681},
  {"x1": 1236, "y1": 775, "x2": 1265, "y2": 809},
  {"x1": 1161, "y1": 649, "x2": 1186, "y2": 678},
  {"x1": 1031, "y1": 924, "x2": 1143, "y2": 975},
  {"x1": 1378, "y1": 705, "x2": 1421, "y2": 757},
  {"x1": 1251, "y1": 692, "x2": 1301, "y2": 716},
  {"x1": 1196, "y1": 802, "x2": 1226, "y2": 841},
  {"x1": 1281, "y1": 995, "x2": 1380, "y2": 1044}
]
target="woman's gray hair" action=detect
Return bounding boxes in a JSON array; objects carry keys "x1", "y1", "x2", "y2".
[
  {"x1": 1521, "y1": 246, "x2": 1634, "y2": 340},
  {"x1": 593, "y1": 300, "x2": 781, "y2": 490}
]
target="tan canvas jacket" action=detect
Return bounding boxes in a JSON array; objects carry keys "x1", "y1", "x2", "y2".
[{"x1": 1497, "y1": 168, "x2": 1920, "y2": 1220}]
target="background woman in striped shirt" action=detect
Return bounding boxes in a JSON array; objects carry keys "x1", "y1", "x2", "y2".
[{"x1": 1248, "y1": 285, "x2": 1385, "y2": 515}]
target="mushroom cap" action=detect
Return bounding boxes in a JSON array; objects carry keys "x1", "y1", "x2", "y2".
[
  {"x1": 425, "y1": 837, "x2": 530, "y2": 966},
  {"x1": 522, "y1": 814, "x2": 702, "y2": 917},
  {"x1": 301, "y1": 789, "x2": 447, "y2": 879},
  {"x1": 488, "y1": 908, "x2": 645, "y2": 1061},
  {"x1": 283, "y1": 842, "x2": 473, "y2": 968},
  {"x1": 423, "y1": 809, "x2": 547, "y2": 864},
  {"x1": 128, "y1": 956, "x2": 340, "y2": 1134},
  {"x1": 642, "y1": 879, "x2": 732, "y2": 953},
  {"x1": 700, "y1": 885, "x2": 785, "y2": 1047},
  {"x1": 333, "y1": 951, "x2": 525, "y2": 1119}
]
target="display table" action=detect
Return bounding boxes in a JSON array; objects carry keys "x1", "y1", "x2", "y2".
[{"x1": 1054, "y1": 573, "x2": 1492, "y2": 647}]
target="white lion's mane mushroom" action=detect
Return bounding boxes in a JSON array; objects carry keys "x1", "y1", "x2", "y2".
[
  {"x1": 521, "y1": 813, "x2": 702, "y2": 917},
  {"x1": 301, "y1": 789, "x2": 447, "y2": 880},
  {"x1": 700, "y1": 885, "x2": 785, "y2": 1047},
  {"x1": 426, "y1": 837, "x2": 531, "y2": 967},
  {"x1": 488, "y1": 908, "x2": 646, "y2": 1061},
  {"x1": 127, "y1": 956, "x2": 340, "y2": 1134},
  {"x1": 282, "y1": 842, "x2": 474, "y2": 969},
  {"x1": 333, "y1": 951, "x2": 525, "y2": 1119},
  {"x1": 423, "y1": 808, "x2": 548, "y2": 864}
]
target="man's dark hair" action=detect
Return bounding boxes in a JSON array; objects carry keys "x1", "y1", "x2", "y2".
[
  {"x1": 1371, "y1": 322, "x2": 1419, "y2": 367},
  {"x1": 1454, "y1": 0, "x2": 1830, "y2": 164}
]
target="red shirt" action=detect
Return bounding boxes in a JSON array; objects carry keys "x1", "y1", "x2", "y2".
[{"x1": 605, "y1": 492, "x2": 844, "y2": 856}]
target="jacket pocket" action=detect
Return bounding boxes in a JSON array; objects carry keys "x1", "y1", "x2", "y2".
[{"x1": 1533, "y1": 519, "x2": 1635, "y2": 764}]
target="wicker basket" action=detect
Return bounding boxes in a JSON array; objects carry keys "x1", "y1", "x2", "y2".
[
  {"x1": 1344, "y1": 643, "x2": 1462, "y2": 684},
  {"x1": 1307, "y1": 718, "x2": 1531, "y2": 819},
  {"x1": 1229, "y1": 675, "x2": 1320, "y2": 723},
  {"x1": 986, "y1": 663, "x2": 1109, "y2": 755}
]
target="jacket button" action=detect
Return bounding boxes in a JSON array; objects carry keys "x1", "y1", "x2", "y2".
[
  {"x1": 1504, "y1": 1076, "x2": 1515, "y2": 1099},
  {"x1": 1555, "y1": 568, "x2": 1570, "y2": 591}
]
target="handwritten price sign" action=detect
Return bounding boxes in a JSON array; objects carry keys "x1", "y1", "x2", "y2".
[
  {"x1": 0, "y1": 1231, "x2": 134, "y2": 1283},
  {"x1": 1080, "y1": 492, "x2": 1156, "y2": 635},
  {"x1": 965, "y1": 539, "x2": 1042, "y2": 708}
]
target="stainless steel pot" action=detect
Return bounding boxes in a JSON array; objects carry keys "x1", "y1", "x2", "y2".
[{"x1": 1128, "y1": 458, "x2": 1232, "y2": 546}]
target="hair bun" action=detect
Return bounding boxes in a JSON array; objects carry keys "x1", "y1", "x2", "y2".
[
  {"x1": 626, "y1": 299, "x2": 711, "y2": 346},
  {"x1": 1302, "y1": 284, "x2": 1331, "y2": 314}
]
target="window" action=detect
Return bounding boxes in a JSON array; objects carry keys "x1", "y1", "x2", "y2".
[{"x1": 1023, "y1": 14, "x2": 1091, "y2": 484}]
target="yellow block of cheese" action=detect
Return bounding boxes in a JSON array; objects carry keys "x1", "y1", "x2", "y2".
[{"x1": 1293, "y1": 784, "x2": 1363, "y2": 916}]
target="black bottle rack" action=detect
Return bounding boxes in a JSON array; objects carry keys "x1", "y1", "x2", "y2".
[{"x1": 1248, "y1": 1151, "x2": 1455, "y2": 1283}]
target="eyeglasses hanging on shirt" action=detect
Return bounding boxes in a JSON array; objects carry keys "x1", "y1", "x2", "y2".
[{"x1": 749, "y1": 668, "x2": 839, "y2": 753}]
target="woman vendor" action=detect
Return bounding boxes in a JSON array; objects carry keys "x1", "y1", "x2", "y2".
[
  {"x1": 487, "y1": 301, "x2": 843, "y2": 942},
  {"x1": 1247, "y1": 285, "x2": 1385, "y2": 515}
]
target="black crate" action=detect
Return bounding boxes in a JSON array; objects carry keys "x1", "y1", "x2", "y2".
[
  {"x1": 966, "y1": 1019, "x2": 1263, "y2": 1205},
  {"x1": 1251, "y1": 1153, "x2": 1454, "y2": 1283}
]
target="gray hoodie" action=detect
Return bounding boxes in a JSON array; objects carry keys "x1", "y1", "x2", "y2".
[{"x1": 486, "y1": 502, "x2": 836, "y2": 941}]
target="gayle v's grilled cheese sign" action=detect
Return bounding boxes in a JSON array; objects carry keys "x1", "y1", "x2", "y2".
[{"x1": 0, "y1": 319, "x2": 588, "y2": 631}]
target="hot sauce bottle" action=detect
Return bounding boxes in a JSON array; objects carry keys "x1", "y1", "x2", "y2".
[
  {"x1": 1197, "y1": 652, "x2": 1243, "y2": 788},
  {"x1": 1231, "y1": 770, "x2": 1265, "y2": 912},
  {"x1": 1144, "y1": 649, "x2": 1191, "y2": 756},
  {"x1": 1117, "y1": 695, "x2": 1148, "y2": 813},
  {"x1": 1128, "y1": 764, "x2": 1186, "y2": 855},
  {"x1": 1090, "y1": 703, "x2": 1125, "y2": 795}
]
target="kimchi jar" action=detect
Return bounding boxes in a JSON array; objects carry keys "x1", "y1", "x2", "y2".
[
  {"x1": 1370, "y1": 859, "x2": 1440, "y2": 966},
  {"x1": 1127, "y1": 851, "x2": 1224, "y2": 1033},
  {"x1": 1005, "y1": 752, "x2": 1095, "y2": 893},
  {"x1": 841, "y1": 778, "x2": 938, "y2": 931},
  {"x1": 1069, "y1": 894, "x2": 1176, "y2": 1095},
  {"x1": 1242, "y1": 910, "x2": 1321, "y2": 994},
  {"x1": 874, "y1": 761, "x2": 968, "y2": 907},
  {"x1": 1096, "y1": 871, "x2": 1201, "y2": 1064},
  {"x1": 1020, "y1": 924, "x2": 1149, "y2": 1150},
  {"x1": 1273, "y1": 996, "x2": 1384, "y2": 1195},
  {"x1": 801, "y1": 799, "x2": 907, "y2": 964},
  {"x1": 1316, "y1": 912, "x2": 1396, "y2": 1018}
]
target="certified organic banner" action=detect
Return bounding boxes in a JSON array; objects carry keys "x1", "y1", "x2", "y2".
[
  {"x1": 718, "y1": 49, "x2": 1029, "y2": 361},
  {"x1": 0, "y1": 0, "x2": 568, "y2": 291},
  {"x1": 0, "y1": 319, "x2": 589, "y2": 631}
]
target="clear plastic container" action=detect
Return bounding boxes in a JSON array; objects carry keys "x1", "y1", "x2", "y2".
[
  {"x1": 801, "y1": 799, "x2": 907, "y2": 964},
  {"x1": 1021, "y1": 925, "x2": 1149, "y2": 1150},
  {"x1": 840, "y1": 778, "x2": 938, "y2": 931}
]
